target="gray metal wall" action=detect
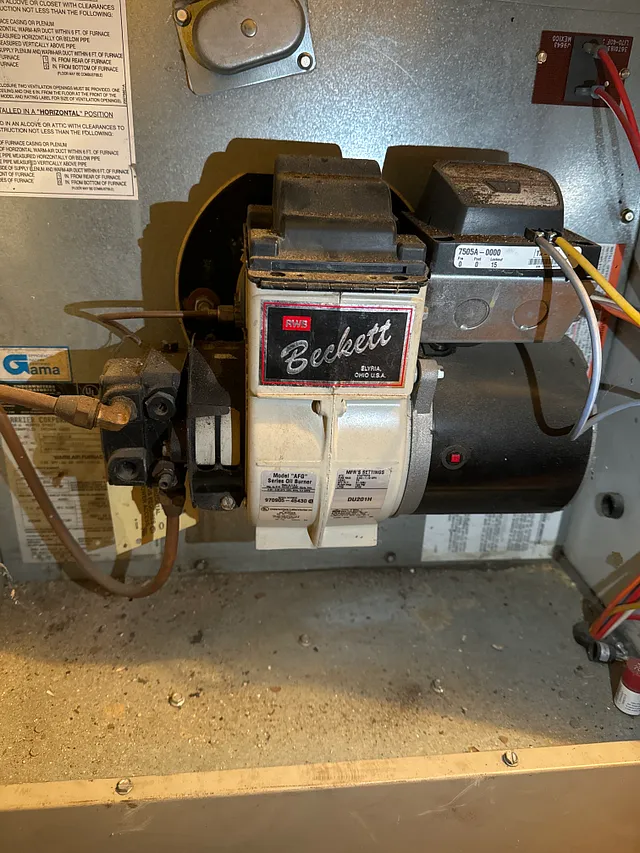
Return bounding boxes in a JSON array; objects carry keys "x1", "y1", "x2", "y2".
[
  {"x1": 1, "y1": 0, "x2": 639, "y2": 584},
  {"x1": 563, "y1": 236, "x2": 640, "y2": 594}
]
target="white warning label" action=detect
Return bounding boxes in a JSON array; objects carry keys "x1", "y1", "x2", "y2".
[
  {"x1": 3, "y1": 414, "x2": 116, "y2": 563},
  {"x1": 421, "y1": 512, "x2": 563, "y2": 561},
  {"x1": 331, "y1": 468, "x2": 390, "y2": 521},
  {"x1": 453, "y1": 244, "x2": 582, "y2": 270},
  {"x1": 259, "y1": 470, "x2": 317, "y2": 523},
  {"x1": 0, "y1": 0, "x2": 137, "y2": 199},
  {"x1": 596, "y1": 242, "x2": 617, "y2": 281}
]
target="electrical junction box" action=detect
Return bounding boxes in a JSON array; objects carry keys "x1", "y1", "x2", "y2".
[{"x1": 407, "y1": 161, "x2": 600, "y2": 343}]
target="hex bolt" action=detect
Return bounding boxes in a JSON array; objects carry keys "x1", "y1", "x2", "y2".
[
  {"x1": 621, "y1": 208, "x2": 635, "y2": 223},
  {"x1": 152, "y1": 460, "x2": 177, "y2": 491},
  {"x1": 145, "y1": 391, "x2": 176, "y2": 422},
  {"x1": 240, "y1": 17, "x2": 257, "y2": 37},
  {"x1": 174, "y1": 7, "x2": 190, "y2": 26},
  {"x1": 502, "y1": 751, "x2": 519, "y2": 767},
  {"x1": 620, "y1": 67, "x2": 631, "y2": 81},
  {"x1": 536, "y1": 50, "x2": 547, "y2": 65},
  {"x1": 115, "y1": 778, "x2": 133, "y2": 795},
  {"x1": 158, "y1": 472, "x2": 176, "y2": 490},
  {"x1": 297, "y1": 52, "x2": 313, "y2": 70},
  {"x1": 169, "y1": 692, "x2": 185, "y2": 708},
  {"x1": 220, "y1": 494, "x2": 236, "y2": 511}
]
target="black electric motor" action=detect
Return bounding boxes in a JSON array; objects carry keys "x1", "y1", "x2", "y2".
[{"x1": 417, "y1": 339, "x2": 592, "y2": 515}]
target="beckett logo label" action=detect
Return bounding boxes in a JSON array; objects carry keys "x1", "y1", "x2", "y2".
[
  {"x1": 0, "y1": 347, "x2": 72, "y2": 383},
  {"x1": 280, "y1": 320, "x2": 392, "y2": 375},
  {"x1": 261, "y1": 303, "x2": 413, "y2": 387}
]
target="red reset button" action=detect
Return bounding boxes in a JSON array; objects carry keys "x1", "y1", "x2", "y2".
[{"x1": 442, "y1": 446, "x2": 467, "y2": 469}]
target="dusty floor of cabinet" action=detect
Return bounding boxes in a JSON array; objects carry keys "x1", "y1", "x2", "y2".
[{"x1": 0, "y1": 562, "x2": 635, "y2": 785}]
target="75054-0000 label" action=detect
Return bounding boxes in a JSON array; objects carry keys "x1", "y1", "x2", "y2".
[{"x1": 453, "y1": 244, "x2": 583, "y2": 270}]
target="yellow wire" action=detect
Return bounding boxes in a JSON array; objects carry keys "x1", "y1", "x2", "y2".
[
  {"x1": 608, "y1": 602, "x2": 640, "y2": 616},
  {"x1": 589, "y1": 601, "x2": 640, "y2": 639},
  {"x1": 555, "y1": 236, "x2": 640, "y2": 328}
]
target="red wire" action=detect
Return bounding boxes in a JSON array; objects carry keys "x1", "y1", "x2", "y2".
[
  {"x1": 594, "y1": 583, "x2": 640, "y2": 639},
  {"x1": 588, "y1": 51, "x2": 640, "y2": 641},
  {"x1": 591, "y1": 574, "x2": 640, "y2": 638},
  {"x1": 594, "y1": 87, "x2": 640, "y2": 170},
  {"x1": 596, "y1": 611, "x2": 640, "y2": 640},
  {"x1": 594, "y1": 299, "x2": 635, "y2": 324},
  {"x1": 597, "y1": 48, "x2": 640, "y2": 137}
]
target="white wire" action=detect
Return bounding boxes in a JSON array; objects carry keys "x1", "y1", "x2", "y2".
[
  {"x1": 601, "y1": 611, "x2": 633, "y2": 639},
  {"x1": 582, "y1": 400, "x2": 640, "y2": 433},
  {"x1": 591, "y1": 295, "x2": 618, "y2": 308},
  {"x1": 535, "y1": 236, "x2": 603, "y2": 440}
]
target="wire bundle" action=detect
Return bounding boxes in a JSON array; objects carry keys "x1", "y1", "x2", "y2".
[
  {"x1": 590, "y1": 578, "x2": 640, "y2": 641},
  {"x1": 553, "y1": 57, "x2": 640, "y2": 643},
  {"x1": 593, "y1": 48, "x2": 640, "y2": 170},
  {"x1": 534, "y1": 235, "x2": 602, "y2": 439},
  {"x1": 536, "y1": 235, "x2": 640, "y2": 436},
  {"x1": 555, "y1": 235, "x2": 640, "y2": 328}
]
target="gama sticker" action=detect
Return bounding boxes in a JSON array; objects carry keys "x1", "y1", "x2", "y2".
[{"x1": 0, "y1": 347, "x2": 72, "y2": 383}]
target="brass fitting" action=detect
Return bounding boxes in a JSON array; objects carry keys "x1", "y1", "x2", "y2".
[
  {"x1": 53, "y1": 396, "x2": 133, "y2": 431},
  {"x1": 216, "y1": 304, "x2": 237, "y2": 323},
  {"x1": 96, "y1": 398, "x2": 135, "y2": 431}
]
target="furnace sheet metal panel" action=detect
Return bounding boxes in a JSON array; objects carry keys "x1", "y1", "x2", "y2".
[{"x1": 0, "y1": 0, "x2": 638, "y2": 578}]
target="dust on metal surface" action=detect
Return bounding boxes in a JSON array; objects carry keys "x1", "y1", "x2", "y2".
[{"x1": 0, "y1": 564, "x2": 636, "y2": 786}]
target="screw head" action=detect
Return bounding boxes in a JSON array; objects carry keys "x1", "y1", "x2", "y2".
[
  {"x1": 536, "y1": 50, "x2": 547, "y2": 65},
  {"x1": 502, "y1": 751, "x2": 519, "y2": 767},
  {"x1": 620, "y1": 67, "x2": 631, "y2": 80},
  {"x1": 240, "y1": 17, "x2": 257, "y2": 37},
  {"x1": 174, "y1": 7, "x2": 190, "y2": 25},
  {"x1": 169, "y1": 692, "x2": 185, "y2": 708},
  {"x1": 621, "y1": 208, "x2": 635, "y2": 223},
  {"x1": 116, "y1": 778, "x2": 133, "y2": 795},
  {"x1": 220, "y1": 494, "x2": 236, "y2": 511},
  {"x1": 297, "y1": 52, "x2": 313, "y2": 70},
  {"x1": 385, "y1": 552, "x2": 397, "y2": 564}
]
